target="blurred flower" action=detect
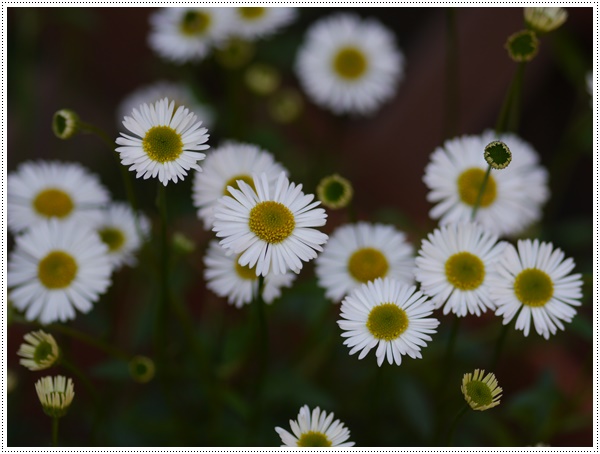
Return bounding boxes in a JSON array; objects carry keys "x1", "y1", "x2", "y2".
[
  {"x1": 192, "y1": 142, "x2": 287, "y2": 230},
  {"x1": 17, "y1": 330, "x2": 60, "y2": 371},
  {"x1": 505, "y1": 29, "x2": 539, "y2": 62},
  {"x1": 227, "y1": 7, "x2": 297, "y2": 40},
  {"x1": 316, "y1": 222, "x2": 414, "y2": 302},
  {"x1": 117, "y1": 81, "x2": 214, "y2": 130},
  {"x1": 275, "y1": 405, "x2": 354, "y2": 447},
  {"x1": 35, "y1": 375, "x2": 75, "y2": 418},
  {"x1": 461, "y1": 369, "x2": 502, "y2": 411},
  {"x1": 203, "y1": 240, "x2": 296, "y2": 308},
  {"x1": 415, "y1": 222, "x2": 506, "y2": 317},
  {"x1": 268, "y1": 88, "x2": 304, "y2": 123},
  {"x1": 338, "y1": 277, "x2": 439, "y2": 367},
  {"x1": 213, "y1": 172, "x2": 328, "y2": 276},
  {"x1": 490, "y1": 239, "x2": 583, "y2": 339},
  {"x1": 316, "y1": 174, "x2": 353, "y2": 209},
  {"x1": 52, "y1": 109, "x2": 80, "y2": 140},
  {"x1": 94, "y1": 203, "x2": 150, "y2": 270},
  {"x1": 423, "y1": 131, "x2": 549, "y2": 237},
  {"x1": 484, "y1": 141, "x2": 511, "y2": 170},
  {"x1": 524, "y1": 7, "x2": 568, "y2": 34},
  {"x1": 7, "y1": 160, "x2": 110, "y2": 235},
  {"x1": 214, "y1": 37, "x2": 255, "y2": 69},
  {"x1": 295, "y1": 14, "x2": 404, "y2": 115},
  {"x1": 7, "y1": 369, "x2": 17, "y2": 394},
  {"x1": 148, "y1": 7, "x2": 232, "y2": 64},
  {"x1": 129, "y1": 356, "x2": 155, "y2": 384},
  {"x1": 244, "y1": 63, "x2": 280, "y2": 96},
  {"x1": 8, "y1": 219, "x2": 112, "y2": 324},
  {"x1": 116, "y1": 98, "x2": 209, "y2": 186}
]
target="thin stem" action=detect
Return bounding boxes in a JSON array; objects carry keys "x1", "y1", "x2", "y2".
[
  {"x1": 52, "y1": 416, "x2": 59, "y2": 447},
  {"x1": 495, "y1": 62, "x2": 527, "y2": 135},
  {"x1": 47, "y1": 323, "x2": 129, "y2": 361},
  {"x1": 490, "y1": 321, "x2": 511, "y2": 371},
  {"x1": 155, "y1": 183, "x2": 170, "y2": 374},
  {"x1": 470, "y1": 164, "x2": 492, "y2": 220},
  {"x1": 445, "y1": 403, "x2": 469, "y2": 446},
  {"x1": 444, "y1": 7, "x2": 460, "y2": 140}
]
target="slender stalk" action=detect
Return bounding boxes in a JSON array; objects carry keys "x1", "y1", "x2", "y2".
[
  {"x1": 52, "y1": 416, "x2": 59, "y2": 447},
  {"x1": 444, "y1": 7, "x2": 460, "y2": 140},
  {"x1": 445, "y1": 403, "x2": 469, "y2": 446},
  {"x1": 47, "y1": 323, "x2": 129, "y2": 361},
  {"x1": 490, "y1": 321, "x2": 511, "y2": 371},
  {"x1": 495, "y1": 62, "x2": 527, "y2": 135},
  {"x1": 155, "y1": 183, "x2": 170, "y2": 374},
  {"x1": 60, "y1": 356, "x2": 101, "y2": 406},
  {"x1": 470, "y1": 165, "x2": 492, "y2": 220}
]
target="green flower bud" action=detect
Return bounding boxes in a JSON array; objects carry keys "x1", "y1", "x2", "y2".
[
  {"x1": 505, "y1": 30, "x2": 539, "y2": 63},
  {"x1": 52, "y1": 109, "x2": 80, "y2": 140},
  {"x1": 484, "y1": 141, "x2": 511, "y2": 169},
  {"x1": 316, "y1": 174, "x2": 354, "y2": 209}
]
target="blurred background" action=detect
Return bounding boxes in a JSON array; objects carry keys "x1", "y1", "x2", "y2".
[{"x1": 6, "y1": 7, "x2": 594, "y2": 447}]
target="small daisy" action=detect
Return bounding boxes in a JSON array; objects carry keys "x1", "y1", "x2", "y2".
[
  {"x1": 35, "y1": 375, "x2": 75, "y2": 418},
  {"x1": 461, "y1": 369, "x2": 502, "y2": 411},
  {"x1": 423, "y1": 131, "x2": 549, "y2": 237},
  {"x1": 275, "y1": 405, "x2": 354, "y2": 447},
  {"x1": 7, "y1": 160, "x2": 110, "y2": 235},
  {"x1": 227, "y1": 7, "x2": 297, "y2": 40},
  {"x1": 148, "y1": 7, "x2": 233, "y2": 64},
  {"x1": 117, "y1": 81, "x2": 214, "y2": 130},
  {"x1": 338, "y1": 277, "x2": 439, "y2": 367},
  {"x1": 94, "y1": 202, "x2": 150, "y2": 270},
  {"x1": 315, "y1": 222, "x2": 414, "y2": 302},
  {"x1": 213, "y1": 172, "x2": 328, "y2": 277},
  {"x1": 490, "y1": 239, "x2": 583, "y2": 339},
  {"x1": 116, "y1": 97, "x2": 210, "y2": 186},
  {"x1": 524, "y1": 7, "x2": 568, "y2": 33},
  {"x1": 295, "y1": 13, "x2": 404, "y2": 115},
  {"x1": 415, "y1": 222, "x2": 507, "y2": 317},
  {"x1": 204, "y1": 240, "x2": 296, "y2": 308},
  {"x1": 17, "y1": 330, "x2": 60, "y2": 371},
  {"x1": 8, "y1": 219, "x2": 112, "y2": 324},
  {"x1": 192, "y1": 142, "x2": 287, "y2": 230}
]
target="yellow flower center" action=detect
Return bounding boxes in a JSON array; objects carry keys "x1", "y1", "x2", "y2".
[
  {"x1": 238, "y1": 7, "x2": 266, "y2": 20},
  {"x1": 99, "y1": 227, "x2": 126, "y2": 252},
  {"x1": 38, "y1": 251, "x2": 78, "y2": 289},
  {"x1": 457, "y1": 168, "x2": 497, "y2": 207},
  {"x1": 223, "y1": 174, "x2": 256, "y2": 196},
  {"x1": 248, "y1": 201, "x2": 295, "y2": 244},
  {"x1": 367, "y1": 303, "x2": 409, "y2": 341},
  {"x1": 142, "y1": 126, "x2": 184, "y2": 163},
  {"x1": 235, "y1": 256, "x2": 257, "y2": 281},
  {"x1": 33, "y1": 188, "x2": 74, "y2": 218},
  {"x1": 514, "y1": 268, "x2": 554, "y2": 307},
  {"x1": 296, "y1": 431, "x2": 332, "y2": 447},
  {"x1": 180, "y1": 10, "x2": 211, "y2": 36},
  {"x1": 465, "y1": 380, "x2": 493, "y2": 407},
  {"x1": 445, "y1": 252, "x2": 485, "y2": 291},
  {"x1": 348, "y1": 248, "x2": 389, "y2": 283},
  {"x1": 333, "y1": 47, "x2": 368, "y2": 80}
]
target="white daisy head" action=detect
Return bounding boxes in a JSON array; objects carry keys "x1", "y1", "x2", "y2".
[
  {"x1": 227, "y1": 7, "x2": 297, "y2": 40},
  {"x1": 275, "y1": 405, "x2": 355, "y2": 447},
  {"x1": 315, "y1": 222, "x2": 415, "y2": 303},
  {"x1": 94, "y1": 202, "x2": 150, "y2": 270},
  {"x1": 35, "y1": 375, "x2": 75, "y2": 418},
  {"x1": 7, "y1": 160, "x2": 110, "y2": 235},
  {"x1": 213, "y1": 172, "x2": 328, "y2": 277},
  {"x1": 7, "y1": 219, "x2": 112, "y2": 324},
  {"x1": 415, "y1": 222, "x2": 507, "y2": 317},
  {"x1": 192, "y1": 141, "x2": 287, "y2": 230},
  {"x1": 461, "y1": 369, "x2": 502, "y2": 411},
  {"x1": 17, "y1": 330, "x2": 60, "y2": 371},
  {"x1": 203, "y1": 240, "x2": 296, "y2": 308},
  {"x1": 423, "y1": 130, "x2": 549, "y2": 237},
  {"x1": 117, "y1": 81, "x2": 214, "y2": 130},
  {"x1": 295, "y1": 13, "x2": 404, "y2": 116},
  {"x1": 524, "y1": 7, "x2": 568, "y2": 34},
  {"x1": 148, "y1": 7, "x2": 233, "y2": 64},
  {"x1": 116, "y1": 97, "x2": 210, "y2": 186},
  {"x1": 338, "y1": 277, "x2": 439, "y2": 367},
  {"x1": 490, "y1": 239, "x2": 583, "y2": 340}
]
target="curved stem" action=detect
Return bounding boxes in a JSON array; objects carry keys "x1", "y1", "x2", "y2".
[
  {"x1": 490, "y1": 321, "x2": 511, "y2": 370},
  {"x1": 60, "y1": 356, "x2": 101, "y2": 407},
  {"x1": 155, "y1": 183, "x2": 170, "y2": 374},
  {"x1": 52, "y1": 416, "x2": 59, "y2": 447},
  {"x1": 471, "y1": 165, "x2": 492, "y2": 220},
  {"x1": 47, "y1": 323, "x2": 130, "y2": 361},
  {"x1": 446, "y1": 403, "x2": 469, "y2": 446},
  {"x1": 495, "y1": 62, "x2": 526, "y2": 135}
]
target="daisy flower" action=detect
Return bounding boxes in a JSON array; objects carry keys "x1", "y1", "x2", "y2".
[
  {"x1": 148, "y1": 7, "x2": 233, "y2": 64},
  {"x1": 415, "y1": 222, "x2": 507, "y2": 317},
  {"x1": 213, "y1": 172, "x2": 328, "y2": 277},
  {"x1": 461, "y1": 369, "x2": 502, "y2": 411},
  {"x1": 338, "y1": 277, "x2": 439, "y2": 367},
  {"x1": 275, "y1": 405, "x2": 354, "y2": 447},
  {"x1": 423, "y1": 131, "x2": 549, "y2": 237},
  {"x1": 490, "y1": 239, "x2": 583, "y2": 339},
  {"x1": 203, "y1": 240, "x2": 296, "y2": 308},
  {"x1": 315, "y1": 222, "x2": 414, "y2": 302},
  {"x1": 7, "y1": 160, "x2": 110, "y2": 235},
  {"x1": 116, "y1": 97, "x2": 209, "y2": 186},
  {"x1": 192, "y1": 142, "x2": 287, "y2": 230},
  {"x1": 117, "y1": 81, "x2": 214, "y2": 130},
  {"x1": 35, "y1": 375, "x2": 75, "y2": 418},
  {"x1": 17, "y1": 330, "x2": 60, "y2": 371},
  {"x1": 295, "y1": 13, "x2": 404, "y2": 115},
  {"x1": 7, "y1": 219, "x2": 112, "y2": 324},
  {"x1": 227, "y1": 7, "x2": 297, "y2": 40},
  {"x1": 94, "y1": 202, "x2": 150, "y2": 270}
]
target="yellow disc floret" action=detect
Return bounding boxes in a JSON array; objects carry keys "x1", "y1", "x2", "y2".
[
  {"x1": 33, "y1": 189, "x2": 74, "y2": 218},
  {"x1": 248, "y1": 201, "x2": 295, "y2": 244},
  {"x1": 514, "y1": 268, "x2": 554, "y2": 307},
  {"x1": 367, "y1": 303, "x2": 409, "y2": 341},
  {"x1": 223, "y1": 174, "x2": 256, "y2": 196},
  {"x1": 445, "y1": 252, "x2": 485, "y2": 291},
  {"x1": 99, "y1": 227, "x2": 126, "y2": 252},
  {"x1": 457, "y1": 168, "x2": 497, "y2": 207},
  {"x1": 333, "y1": 47, "x2": 368, "y2": 80},
  {"x1": 38, "y1": 251, "x2": 78, "y2": 289},
  {"x1": 348, "y1": 248, "x2": 389, "y2": 283},
  {"x1": 296, "y1": 431, "x2": 332, "y2": 447},
  {"x1": 142, "y1": 126, "x2": 184, "y2": 163},
  {"x1": 180, "y1": 10, "x2": 211, "y2": 36}
]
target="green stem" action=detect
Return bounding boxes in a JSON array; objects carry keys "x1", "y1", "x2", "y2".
[
  {"x1": 490, "y1": 320, "x2": 511, "y2": 371},
  {"x1": 52, "y1": 416, "x2": 59, "y2": 447},
  {"x1": 470, "y1": 165, "x2": 492, "y2": 220},
  {"x1": 444, "y1": 7, "x2": 460, "y2": 140},
  {"x1": 47, "y1": 323, "x2": 129, "y2": 361},
  {"x1": 495, "y1": 62, "x2": 527, "y2": 135},
  {"x1": 445, "y1": 403, "x2": 469, "y2": 446},
  {"x1": 60, "y1": 356, "x2": 101, "y2": 407},
  {"x1": 155, "y1": 183, "x2": 170, "y2": 374}
]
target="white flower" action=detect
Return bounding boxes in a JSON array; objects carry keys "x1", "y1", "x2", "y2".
[
  {"x1": 35, "y1": 375, "x2": 75, "y2": 418},
  {"x1": 7, "y1": 160, "x2": 110, "y2": 235},
  {"x1": 227, "y1": 7, "x2": 297, "y2": 40},
  {"x1": 275, "y1": 405, "x2": 354, "y2": 447},
  {"x1": 423, "y1": 131, "x2": 549, "y2": 237},
  {"x1": 524, "y1": 7, "x2": 568, "y2": 33},
  {"x1": 8, "y1": 219, "x2": 112, "y2": 324},
  {"x1": 295, "y1": 13, "x2": 404, "y2": 115},
  {"x1": 338, "y1": 277, "x2": 439, "y2": 367},
  {"x1": 203, "y1": 240, "x2": 296, "y2": 308},
  {"x1": 490, "y1": 239, "x2": 583, "y2": 339},
  {"x1": 94, "y1": 202, "x2": 150, "y2": 270},
  {"x1": 148, "y1": 7, "x2": 233, "y2": 64},
  {"x1": 415, "y1": 222, "x2": 507, "y2": 317},
  {"x1": 315, "y1": 222, "x2": 414, "y2": 302},
  {"x1": 213, "y1": 172, "x2": 328, "y2": 277},
  {"x1": 117, "y1": 81, "x2": 214, "y2": 130},
  {"x1": 17, "y1": 330, "x2": 60, "y2": 371},
  {"x1": 462, "y1": 369, "x2": 502, "y2": 411},
  {"x1": 116, "y1": 97, "x2": 209, "y2": 186},
  {"x1": 192, "y1": 142, "x2": 287, "y2": 230}
]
